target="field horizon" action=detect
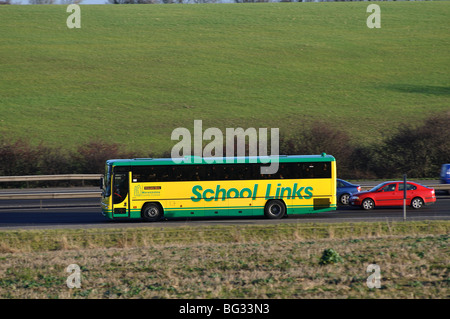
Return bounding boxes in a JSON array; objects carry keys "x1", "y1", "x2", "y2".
[{"x1": 1, "y1": 2, "x2": 449, "y2": 155}]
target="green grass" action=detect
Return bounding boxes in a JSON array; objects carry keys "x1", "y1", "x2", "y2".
[
  {"x1": 1, "y1": 221, "x2": 449, "y2": 252},
  {"x1": 0, "y1": 221, "x2": 448, "y2": 298},
  {"x1": 1, "y1": 3, "x2": 449, "y2": 154}
]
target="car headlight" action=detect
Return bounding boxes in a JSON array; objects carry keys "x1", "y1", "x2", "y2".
[{"x1": 351, "y1": 196, "x2": 359, "y2": 200}]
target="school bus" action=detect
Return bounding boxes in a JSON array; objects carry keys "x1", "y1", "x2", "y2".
[{"x1": 100, "y1": 154, "x2": 336, "y2": 221}]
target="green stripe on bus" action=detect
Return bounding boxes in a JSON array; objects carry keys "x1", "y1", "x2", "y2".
[
  {"x1": 108, "y1": 154, "x2": 335, "y2": 167},
  {"x1": 105, "y1": 203, "x2": 336, "y2": 220}
]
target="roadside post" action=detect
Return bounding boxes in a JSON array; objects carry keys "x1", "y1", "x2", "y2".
[{"x1": 403, "y1": 174, "x2": 407, "y2": 221}]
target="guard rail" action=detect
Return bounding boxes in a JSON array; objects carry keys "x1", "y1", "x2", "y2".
[{"x1": 0, "y1": 175, "x2": 449, "y2": 200}]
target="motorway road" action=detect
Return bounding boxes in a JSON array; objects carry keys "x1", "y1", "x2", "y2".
[{"x1": 0, "y1": 196, "x2": 449, "y2": 230}]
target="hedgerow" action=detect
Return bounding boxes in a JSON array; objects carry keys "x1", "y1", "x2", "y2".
[{"x1": 1, "y1": 112, "x2": 448, "y2": 187}]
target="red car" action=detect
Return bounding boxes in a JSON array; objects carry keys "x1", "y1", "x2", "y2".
[{"x1": 349, "y1": 181, "x2": 436, "y2": 210}]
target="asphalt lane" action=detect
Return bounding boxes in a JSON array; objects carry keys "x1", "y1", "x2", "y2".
[{"x1": 0, "y1": 197, "x2": 448, "y2": 230}]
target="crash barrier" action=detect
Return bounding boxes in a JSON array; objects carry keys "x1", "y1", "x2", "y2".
[{"x1": 0, "y1": 175, "x2": 448, "y2": 200}]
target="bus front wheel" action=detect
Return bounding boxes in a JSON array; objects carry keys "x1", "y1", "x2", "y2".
[
  {"x1": 264, "y1": 200, "x2": 286, "y2": 219},
  {"x1": 142, "y1": 203, "x2": 163, "y2": 222}
]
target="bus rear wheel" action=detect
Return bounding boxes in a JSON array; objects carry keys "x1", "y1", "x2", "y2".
[
  {"x1": 264, "y1": 200, "x2": 286, "y2": 219},
  {"x1": 141, "y1": 203, "x2": 163, "y2": 222}
]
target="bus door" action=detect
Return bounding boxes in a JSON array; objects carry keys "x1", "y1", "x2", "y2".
[{"x1": 112, "y1": 167, "x2": 130, "y2": 218}]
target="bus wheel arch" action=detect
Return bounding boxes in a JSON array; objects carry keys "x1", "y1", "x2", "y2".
[
  {"x1": 141, "y1": 202, "x2": 164, "y2": 222},
  {"x1": 264, "y1": 199, "x2": 287, "y2": 219}
]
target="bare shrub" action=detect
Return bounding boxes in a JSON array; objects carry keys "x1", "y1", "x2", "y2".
[
  {"x1": 72, "y1": 140, "x2": 146, "y2": 174},
  {"x1": 279, "y1": 121, "x2": 355, "y2": 178},
  {"x1": 355, "y1": 112, "x2": 450, "y2": 178}
]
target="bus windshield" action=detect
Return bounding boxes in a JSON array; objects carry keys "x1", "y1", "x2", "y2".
[{"x1": 104, "y1": 164, "x2": 112, "y2": 197}]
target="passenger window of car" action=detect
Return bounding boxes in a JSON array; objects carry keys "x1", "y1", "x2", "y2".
[
  {"x1": 381, "y1": 184, "x2": 396, "y2": 192},
  {"x1": 398, "y1": 183, "x2": 417, "y2": 191}
]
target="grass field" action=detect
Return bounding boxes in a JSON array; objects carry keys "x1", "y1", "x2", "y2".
[
  {"x1": 0, "y1": 221, "x2": 448, "y2": 298},
  {"x1": 1, "y1": 3, "x2": 449, "y2": 154}
]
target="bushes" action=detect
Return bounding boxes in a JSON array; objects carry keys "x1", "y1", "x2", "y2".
[
  {"x1": 280, "y1": 121, "x2": 355, "y2": 178},
  {"x1": 0, "y1": 139, "x2": 146, "y2": 188},
  {"x1": 0, "y1": 112, "x2": 448, "y2": 184},
  {"x1": 73, "y1": 141, "x2": 138, "y2": 174},
  {"x1": 0, "y1": 139, "x2": 43, "y2": 177},
  {"x1": 319, "y1": 248, "x2": 343, "y2": 265},
  {"x1": 279, "y1": 112, "x2": 450, "y2": 179},
  {"x1": 350, "y1": 112, "x2": 450, "y2": 179}
]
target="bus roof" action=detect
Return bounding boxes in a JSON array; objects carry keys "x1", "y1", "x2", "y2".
[{"x1": 107, "y1": 154, "x2": 335, "y2": 167}]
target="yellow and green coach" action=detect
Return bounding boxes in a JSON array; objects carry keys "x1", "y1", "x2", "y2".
[{"x1": 101, "y1": 154, "x2": 337, "y2": 221}]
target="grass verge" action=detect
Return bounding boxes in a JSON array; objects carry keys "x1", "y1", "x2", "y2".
[{"x1": 0, "y1": 220, "x2": 448, "y2": 298}]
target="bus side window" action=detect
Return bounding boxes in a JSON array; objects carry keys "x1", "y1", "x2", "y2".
[
  {"x1": 193, "y1": 166, "x2": 202, "y2": 181},
  {"x1": 206, "y1": 165, "x2": 214, "y2": 180},
  {"x1": 277, "y1": 165, "x2": 285, "y2": 179},
  {"x1": 214, "y1": 165, "x2": 225, "y2": 180},
  {"x1": 288, "y1": 163, "x2": 302, "y2": 179},
  {"x1": 173, "y1": 166, "x2": 183, "y2": 181},
  {"x1": 160, "y1": 166, "x2": 170, "y2": 181}
]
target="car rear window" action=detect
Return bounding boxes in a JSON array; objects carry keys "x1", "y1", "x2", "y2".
[{"x1": 398, "y1": 183, "x2": 417, "y2": 191}]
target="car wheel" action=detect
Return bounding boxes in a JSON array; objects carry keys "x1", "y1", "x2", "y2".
[
  {"x1": 339, "y1": 193, "x2": 350, "y2": 205},
  {"x1": 264, "y1": 200, "x2": 286, "y2": 219},
  {"x1": 142, "y1": 203, "x2": 163, "y2": 222},
  {"x1": 411, "y1": 197, "x2": 424, "y2": 209},
  {"x1": 361, "y1": 198, "x2": 374, "y2": 210}
]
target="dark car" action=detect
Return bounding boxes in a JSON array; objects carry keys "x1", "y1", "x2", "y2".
[
  {"x1": 441, "y1": 164, "x2": 450, "y2": 195},
  {"x1": 440, "y1": 164, "x2": 450, "y2": 184},
  {"x1": 349, "y1": 181, "x2": 436, "y2": 210},
  {"x1": 337, "y1": 179, "x2": 361, "y2": 205}
]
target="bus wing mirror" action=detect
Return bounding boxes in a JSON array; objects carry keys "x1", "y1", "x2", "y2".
[{"x1": 100, "y1": 177, "x2": 104, "y2": 190}]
